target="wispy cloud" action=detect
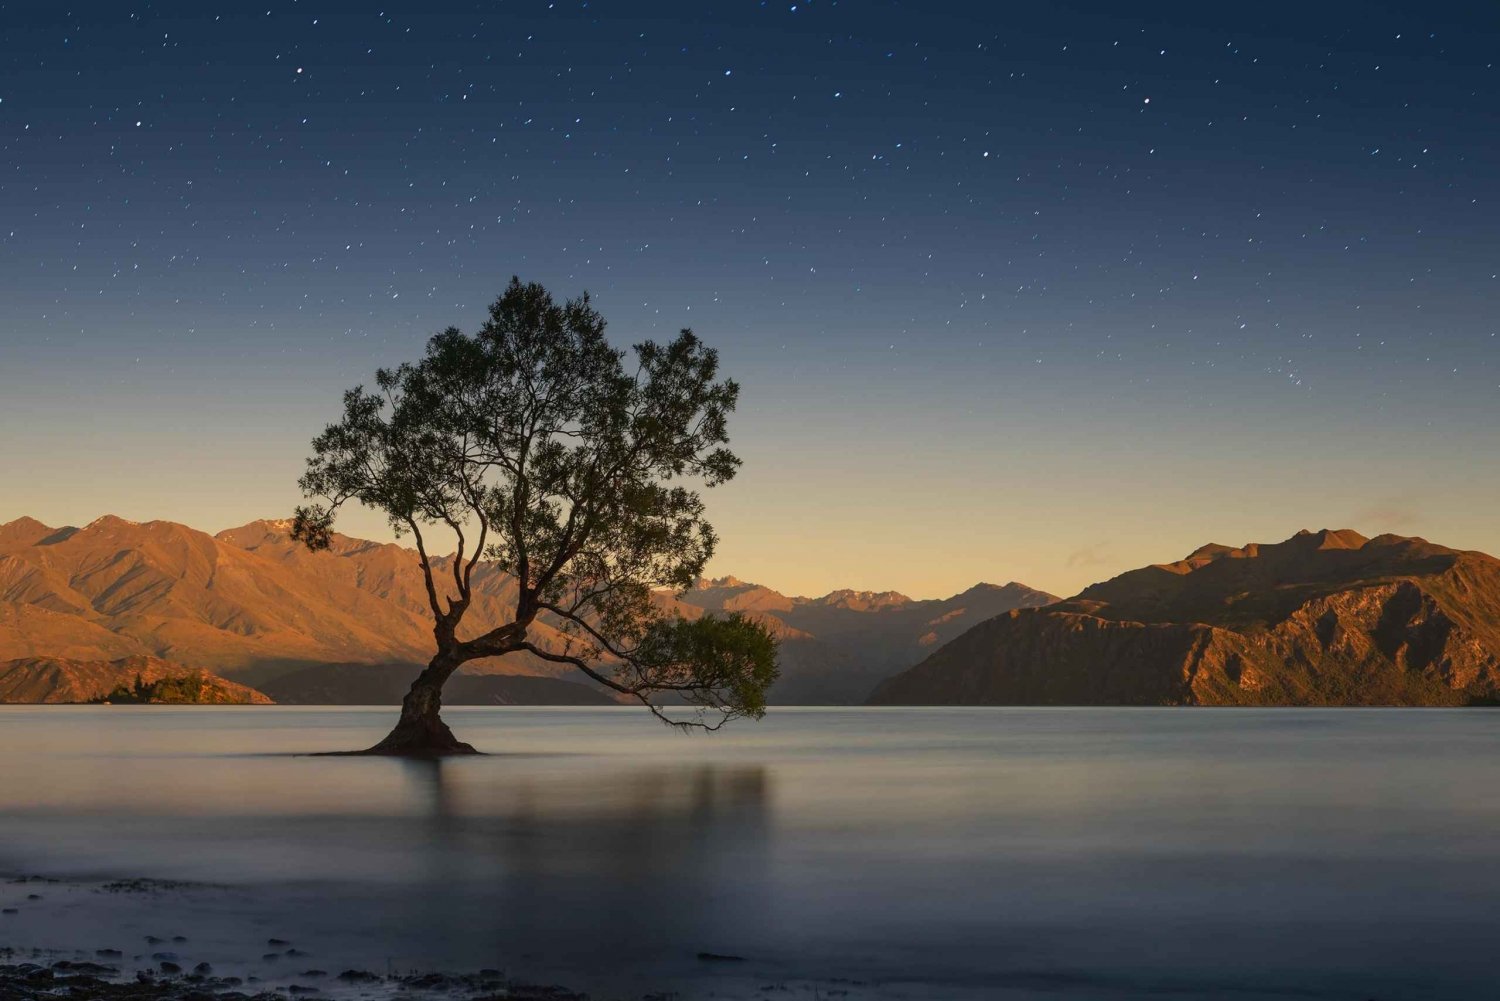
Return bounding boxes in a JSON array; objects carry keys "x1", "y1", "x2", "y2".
[
  {"x1": 1065, "y1": 542, "x2": 1114, "y2": 568},
  {"x1": 1351, "y1": 499, "x2": 1421, "y2": 533}
]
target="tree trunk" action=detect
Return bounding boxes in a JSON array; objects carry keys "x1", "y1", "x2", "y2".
[{"x1": 362, "y1": 653, "x2": 478, "y2": 756}]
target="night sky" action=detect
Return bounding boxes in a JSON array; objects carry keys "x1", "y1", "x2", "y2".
[{"x1": 1, "y1": 1, "x2": 1497, "y2": 598}]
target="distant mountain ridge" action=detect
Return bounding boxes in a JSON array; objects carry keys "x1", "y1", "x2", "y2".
[
  {"x1": 0, "y1": 515, "x2": 1055, "y2": 704},
  {"x1": 871, "y1": 529, "x2": 1500, "y2": 706},
  {"x1": 672, "y1": 576, "x2": 1057, "y2": 702}
]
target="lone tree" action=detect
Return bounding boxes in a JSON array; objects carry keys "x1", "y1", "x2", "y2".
[{"x1": 292, "y1": 278, "x2": 779, "y2": 755}]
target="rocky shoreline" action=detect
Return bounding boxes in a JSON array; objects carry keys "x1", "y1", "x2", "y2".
[
  {"x1": 1, "y1": 871, "x2": 882, "y2": 1001},
  {"x1": 0, "y1": 954, "x2": 589, "y2": 1000},
  {"x1": 2, "y1": 874, "x2": 597, "y2": 1001}
]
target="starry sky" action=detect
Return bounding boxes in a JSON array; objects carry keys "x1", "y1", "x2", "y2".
[{"x1": 1, "y1": 1, "x2": 1497, "y2": 599}]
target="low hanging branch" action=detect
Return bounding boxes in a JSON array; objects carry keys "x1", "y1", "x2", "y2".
[{"x1": 291, "y1": 277, "x2": 779, "y2": 755}]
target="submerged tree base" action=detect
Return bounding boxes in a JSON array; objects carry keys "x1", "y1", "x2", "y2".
[
  {"x1": 317, "y1": 711, "x2": 481, "y2": 757},
  {"x1": 316, "y1": 742, "x2": 481, "y2": 758}
]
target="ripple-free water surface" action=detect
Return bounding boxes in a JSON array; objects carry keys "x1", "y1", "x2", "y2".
[{"x1": 2, "y1": 705, "x2": 1499, "y2": 999}]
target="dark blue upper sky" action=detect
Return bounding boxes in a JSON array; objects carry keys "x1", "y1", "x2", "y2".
[{"x1": 1, "y1": 1, "x2": 1497, "y2": 596}]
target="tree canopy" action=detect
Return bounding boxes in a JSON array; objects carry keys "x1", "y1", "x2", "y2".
[{"x1": 292, "y1": 277, "x2": 778, "y2": 750}]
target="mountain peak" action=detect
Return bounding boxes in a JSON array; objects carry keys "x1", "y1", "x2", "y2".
[
  {"x1": 815, "y1": 588, "x2": 912, "y2": 610},
  {"x1": 0, "y1": 516, "x2": 56, "y2": 549},
  {"x1": 77, "y1": 515, "x2": 210, "y2": 545},
  {"x1": 949, "y1": 581, "x2": 1060, "y2": 605},
  {"x1": 1184, "y1": 542, "x2": 1235, "y2": 561},
  {"x1": 84, "y1": 514, "x2": 141, "y2": 530},
  {"x1": 216, "y1": 519, "x2": 295, "y2": 545},
  {"x1": 0, "y1": 516, "x2": 50, "y2": 532},
  {"x1": 1165, "y1": 530, "x2": 1374, "y2": 573},
  {"x1": 1287, "y1": 528, "x2": 1369, "y2": 551},
  {"x1": 958, "y1": 581, "x2": 1034, "y2": 595}
]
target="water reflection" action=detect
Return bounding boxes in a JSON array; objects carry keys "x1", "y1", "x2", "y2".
[
  {"x1": 5, "y1": 707, "x2": 1500, "y2": 998},
  {"x1": 386, "y1": 758, "x2": 773, "y2": 964}
]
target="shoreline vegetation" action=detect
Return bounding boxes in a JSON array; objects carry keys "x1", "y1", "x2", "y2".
[{"x1": 88, "y1": 672, "x2": 255, "y2": 706}]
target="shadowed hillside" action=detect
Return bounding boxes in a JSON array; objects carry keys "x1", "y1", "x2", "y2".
[{"x1": 260, "y1": 663, "x2": 617, "y2": 706}]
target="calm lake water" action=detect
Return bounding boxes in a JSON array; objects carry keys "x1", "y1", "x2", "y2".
[{"x1": 2, "y1": 706, "x2": 1499, "y2": 999}]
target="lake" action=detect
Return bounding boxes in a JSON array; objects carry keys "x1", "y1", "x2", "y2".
[{"x1": 2, "y1": 706, "x2": 1499, "y2": 999}]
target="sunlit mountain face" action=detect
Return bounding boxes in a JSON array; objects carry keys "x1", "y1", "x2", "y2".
[{"x1": 0, "y1": 515, "x2": 1053, "y2": 703}]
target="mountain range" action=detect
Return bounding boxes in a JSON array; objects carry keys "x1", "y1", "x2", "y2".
[
  {"x1": 14, "y1": 515, "x2": 1494, "y2": 708},
  {"x1": 0, "y1": 515, "x2": 1054, "y2": 704},
  {"x1": 673, "y1": 575, "x2": 1056, "y2": 702},
  {"x1": 871, "y1": 529, "x2": 1500, "y2": 706}
]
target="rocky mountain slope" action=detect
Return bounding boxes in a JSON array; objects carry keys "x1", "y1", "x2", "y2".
[
  {"x1": 0, "y1": 515, "x2": 1054, "y2": 704},
  {"x1": 870, "y1": 529, "x2": 1500, "y2": 706},
  {"x1": 0, "y1": 655, "x2": 271, "y2": 704}
]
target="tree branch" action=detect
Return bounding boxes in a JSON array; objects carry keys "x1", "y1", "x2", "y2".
[
  {"x1": 517, "y1": 643, "x2": 732, "y2": 731},
  {"x1": 402, "y1": 517, "x2": 446, "y2": 625},
  {"x1": 538, "y1": 600, "x2": 640, "y2": 660},
  {"x1": 457, "y1": 620, "x2": 528, "y2": 660}
]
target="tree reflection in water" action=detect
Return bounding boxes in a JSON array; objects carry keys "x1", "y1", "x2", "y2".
[{"x1": 392, "y1": 758, "x2": 774, "y2": 969}]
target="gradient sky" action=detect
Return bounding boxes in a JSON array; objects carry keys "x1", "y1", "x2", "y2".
[{"x1": 1, "y1": 1, "x2": 1497, "y2": 599}]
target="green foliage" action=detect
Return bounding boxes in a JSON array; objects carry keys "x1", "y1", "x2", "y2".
[
  {"x1": 632, "y1": 613, "x2": 780, "y2": 726},
  {"x1": 93, "y1": 672, "x2": 212, "y2": 705},
  {"x1": 293, "y1": 277, "x2": 779, "y2": 728}
]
